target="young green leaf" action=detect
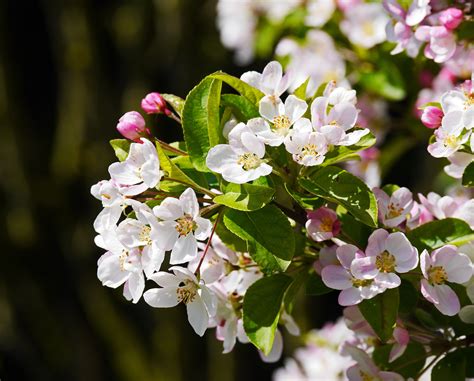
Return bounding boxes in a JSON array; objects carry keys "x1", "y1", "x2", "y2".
[
  {"x1": 358, "y1": 288, "x2": 399, "y2": 342},
  {"x1": 462, "y1": 161, "x2": 474, "y2": 187},
  {"x1": 210, "y1": 71, "x2": 264, "y2": 105},
  {"x1": 215, "y1": 221, "x2": 248, "y2": 253},
  {"x1": 432, "y1": 350, "x2": 466, "y2": 381},
  {"x1": 220, "y1": 94, "x2": 260, "y2": 121},
  {"x1": 223, "y1": 205, "x2": 295, "y2": 273},
  {"x1": 299, "y1": 166, "x2": 378, "y2": 227},
  {"x1": 243, "y1": 274, "x2": 293, "y2": 354},
  {"x1": 293, "y1": 77, "x2": 310, "y2": 100},
  {"x1": 214, "y1": 183, "x2": 275, "y2": 211},
  {"x1": 110, "y1": 139, "x2": 131, "y2": 162},
  {"x1": 406, "y1": 218, "x2": 474, "y2": 251},
  {"x1": 182, "y1": 77, "x2": 222, "y2": 171},
  {"x1": 161, "y1": 93, "x2": 185, "y2": 117},
  {"x1": 321, "y1": 132, "x2": 376, "y2": 167},
  {"x1": 284, "y1": 184, "x2": 324, "y2": 210}
]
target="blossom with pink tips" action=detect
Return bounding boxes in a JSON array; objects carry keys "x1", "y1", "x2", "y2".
[
  {"x1": 306, "y1": 207, "x2": 341, "y2": 242},
  {"x1": 438, "y1": 8, "x2": 463, "y2": 30},
  {"x1": 373, "y1": 187, "x2": 414, "y2": 228},
  {"x1": 141, "y1": 92, "x2": 171, "y2": 115},
  {"x1": 321, "y1": 244, "x2": 388, "y2": 306},
  {"x1": 116, "y1": 111, "x2": 150, "y2": 142},
  {"x1": 421, "y1": 106, "x2": 443, "y2": 129},
  {"x1": 415, "y1": 25, "x2": 456, "y2": 63},
  {"x1": 350, "y1": 229, "x2": 419, "y2": 290},
  {"x1": 420, "y1": 245, "x2": 473, "y2": 316}
]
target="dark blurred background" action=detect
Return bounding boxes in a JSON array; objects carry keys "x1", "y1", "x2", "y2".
[{"x1": 0, "y1": 1, "x2": 350, "y2": 380}]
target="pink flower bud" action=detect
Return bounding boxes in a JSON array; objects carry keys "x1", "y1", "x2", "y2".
[
  {"x1": 421, "y1": 106, "x2": 444, "y2": 129},
  {"x1": 141, "y1": 92, "x2": 171, "y2": 115},
  {"x1": 116, "y1": 111, "x2": 148, "y2": 142},
  {"x1": 438, "y1": 8, "x2": 463, "y2": 30}
]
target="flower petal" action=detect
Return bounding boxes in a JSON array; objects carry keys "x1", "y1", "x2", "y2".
[{"x1": 143, "y1": 287, "x2": 180, "y2": 308}]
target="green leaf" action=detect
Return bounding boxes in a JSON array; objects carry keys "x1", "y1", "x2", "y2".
[
  {"x1": 432, "y1": 350, "x2": 466, "y2": 381},
  {"x1": 284, "y1": 184, "x2": 324, "y2": 210},
  {"x1": 110, "y1": 139, "x2": 131, "y2": 162},
  {"x1": 358, "y1": 60, "x2": 406, "y2": 100},
  {"x1": 321, "y1": 132, "x2": 376, "y2": 167},
  {"x1": 381, "y1": 184, "x2": 400, "y2": 196},
  {"x1": 243, "y1": 274, "x2": 292, "y2": 354},
  {"x1": 220, "y1": 94, "x2": 260, "y2": 121},
  {"x1": 336, "y1": 205, "x2": 372, "y2": 248},
  {"x1": 373, "y1": 342, "x2": 426, "y2": 378},
  {"x1": 406, "y1": 218, "x2": 474, "y2": 251},
  {"x1": 418, "y1": 101, "x2": 441, "y2": 110},
  {"x1": 284, "y1": 269, "x2": 309, "y2": 313},
  {"x1": 398, "y1": 280, "x2": 418, "y2": 314},
  {"x1": 223, "y1": 205, "x2": 295, "y2": 273},
  {"x1": 358, "y1": 288, "x2": 399, "y2": 342},
  {"x1": 293, "y1": 77, "x2": 310, "y2": 100},
  {"x1": 210, "y1": 71, "x2": 264, "y2": 105},
  {"x1": 215, "y1": 221, "x2": 248, "y2": 253},
  {"x1": 463, "y1": 347, "x2": 474, "y2": 377},
  {"x1": 161, "y1": 93, "x2": 185, "y2": 117},
  {"x1": 462, "y1": 161, "x2": 474, "y2": 187},
  {"x1": 214, "y1": 183, "x2": 274, "y2": 211},
  {"x1": 182, "y1": 77, "x2": 222, "y2": 171},
  {"x1": 306, "y1": 272, "x2": 332, "y2": 295},
  {"x1": 300, "y1": 166, "x2": 378, "y2": 227},
  {"x1": 155, "y1": 143, "x2": 203, "y2": 190}
]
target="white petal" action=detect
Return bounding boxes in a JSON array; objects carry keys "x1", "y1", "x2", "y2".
[
  {"x1": 144, "y1": 287, "x2": 180, "y2": 308},
  {"x1": 170, "y1": 234, "x2": 198, "y2": 264},
  {"x1": 186, "y1": 297, "x2": 210, "y2": 336}
]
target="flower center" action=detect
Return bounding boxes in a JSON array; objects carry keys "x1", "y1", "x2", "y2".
[
  {"x1": 465, "y1": 92, "x2": 474, "y2": 108},
  {"x1": 352, "y1": 278, "x2": 373, "y2": 288},
  {"x1": 139, "y1": 226, "x2": 152, "y2": 245},
  {"x1": 320, "y1": 217, "x2": 333, "y2": 232},
  {"x1": 301, "y1": 143, "x2": 319, "y2": 157},
  {"x1": 444, "y1": 134, "x2": 458, "y2": 148},
  {"x1": 376, "y1": 251, "x2": 396, "y2": 273},
  {"x1": 237, "y1": 152, "x2": 262, "y2": 170},
  {"x1": 428, "y1": 266, "x2": 448, "y2": 285},
  {"x1": 272, "y1": 115, "x2": 291, "y2": 132},
  {"x1": 362, "y1": 21, "x2": 375, "y2": 36},
  {"x1": 119, "y1": 250, "x2": 129, "y2": 271},
  {"x1": 387, "y1": 203, "x2": 403, "y2": 219},
  {"x1": 175, "y1": 214, "x2": 196, "y2": 236},
  {"x1": 177, "y1": 280, "x2": 198, "y2": 304},
  {"x1": 360, "y1": 370, "x2": 375, "y2": 381}
]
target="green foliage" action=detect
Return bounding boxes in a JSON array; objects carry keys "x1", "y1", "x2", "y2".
[
  {"x1": 223, "y1": 205, "x2": 295, "y2": 273},
  {"x1": 373, "y1": 342, "x2": 426, "y2": 378},
  {"x1": 209, "y1": 71, "x2": 264, "y2": 105},
  {"x1": 358, "y1": 59, "x2": 406, "y2": 100},
  {"x1": 336, "y1": 205, "x2": 372, "y2": 248},
  {"x1": 293, "y1": 77, "x2": 310, "y2": 100},
  {"x1": 432, "y1": 350, "x2": 466, "y2": 381},
  {"x1": 398, "y1": 280, "x2": 419, "y2": 314},
  {"x1": 406, "y1": 218, "x2": 474, "y2": 251},
  {"x1": 243, "y1": 274, "x2": 293, "y2": 354},
  {"x1": 220, "y1": 94, "x2": 260, "y2": 122},
  {"x1": 215, "y1": 222, "x2": 248, "y2": 253},
  {"x1": 110, "y1": 139, "x2": 131, "y2": 162},
  {"x1": 182, "y1": 77, "x2": 222, "y2": 172},
  {"x1": 300, "y1": 166, "x2": 378, "y2": 227},
  {"x1": 214, "y1": 183, "x2": 275, "y2": 211},
  {"x1": 306, "y1": 272, "x2": 332, "y2": 295},
  {"x1": 284, "y1": 184, "x2": 324, "y2": 210},
  {"x1": 161, "y1": 93, "x2": 185, "y2": 117},
  {"x1": 321, "y1": 132, "x2": 376, "y2": 167},
  {"x1": 462, "y1": 161, "x2": 474, "y2": 187},
  {"x1": 358, "y1": 288, "x2": 399, "y2": 343}
]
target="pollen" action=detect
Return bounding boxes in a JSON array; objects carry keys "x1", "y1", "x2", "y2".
[
  {"x1": 428, "y1": 266, "x2": 448, "y2": 285},
  {"x1": 444, "y1": 134, "x2": 458, "y2": 148},
  {"x1": 359, "y1": 370, "x2": 375, "y2": 381},
  {"x1": 376, "y1": 251, "x2": 396, "y2": 273},
  {"x1": 175, "y1": 214, "x2": 197, "y2": 236},
  {"x1": 119, "y1": 250, "x2": 129, "y2": 271},
  {"x1": 139, "y1": 226, "x2": 152, "y2": 245},
  {"x1": 362, "y1": 21, "x2": 375, "y2": 36},
  {"x1": 272, "y1": 115, "x2": 291, "y2": 132},
  {"x1": 352, "y1": 278, "x2": 373, "y2": 288},
  {"x1": 177, "y1": 280, "x2": 198, "y2": 304},
  {"x1": 301, "y1": 143, "x2": 319, "y2": 157},
  {"x1": 237, "y1": 152, "x2": 262, "y2": 170},
  {"x1": 387, "y1": 202, "x2": 403, "y2": 219},
  {"x1": 320, "y1": 217, "x2": 333, "y2": 232},
  {"x1": 465, "y1": 92, "x2": 474, "y2": 108}
]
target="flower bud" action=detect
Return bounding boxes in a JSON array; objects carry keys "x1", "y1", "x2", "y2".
[
  {"x1": 116, "y1": 111, "x2": 148, "y2": 142},
  {"x1": 421, "y1": 106, "x2": 444, "y2": 129},
  {"x1": 141, "y1": 92, "x2": 171, "y2": 115},
  {"x1": 438, "y1": 8, "x2": 463, "y2": 30}
]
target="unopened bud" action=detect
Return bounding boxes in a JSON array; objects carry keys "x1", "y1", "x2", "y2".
[
  {"x1": 141, "y1": 92, "x2": 171, "y2": 115},
  {"x1": 421, "y1": 106, "x2": 444, "y2": 129},
  {"x1": 116, "y1": 111, "x2": 149, "y2": 142},
  {"x1": 439, "y1": 8, "x2": 463, "y2": 30}
]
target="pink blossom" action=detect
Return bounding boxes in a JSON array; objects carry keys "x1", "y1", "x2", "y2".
[
  {"x1": 116, "y1": 111, "x2": 150, "y2": 142},
  {"x1": 438, "y1": 8, "x2": 463, "y2": 30},
  {"x1": 321, "y1": 244, "x2": 388, "y2": 306},
  {"x1": 351, "y1": 229, "x2": 419, "y2": 289},
  {"x1": 421, "y1": 106, "x2": 444, "y2": 129},
  {"x1": 373, "y1": 187, "x2": 414, "y2": 228},
  {"x1": 336, "y1": 0, "x2": 361, "y2": 12},
  {"x1": 415, "y1": 26, "x2": 456, "y2": 63},
  {"x1": 314, "y1": 245, "x2": 338, "y2": 274},
  {"x1": 141, "y1": 92, "x2": 171, "y2": 115},
  {"x1": 420, "y1": 245, "x2": 473, "y2": 316},
  {"x1": 306, "y1": 207, "x2": 341, "y2": 242}
]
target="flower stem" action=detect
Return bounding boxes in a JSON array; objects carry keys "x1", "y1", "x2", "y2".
[
  {"x1": 154, "y1": 138, "x2": 188, "y2": 156},
  {"x1": 167, "y1": 111, "x2": 182, "y2": 124},
  {"x1": 162, "y1": 176, "x2": 215, "y2": 198},
  {"x1": 195, "y1": 211, "x2": 222, "y2": 276}
]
